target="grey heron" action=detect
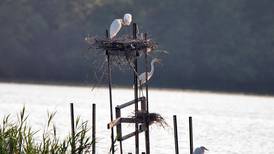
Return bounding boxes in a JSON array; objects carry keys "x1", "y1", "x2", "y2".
[
  {"x1": 109, "y1": 13, "x2": 132, "y2": 39},
  {"x1": 194, "y1": 146, "x2": 208, "y2": 154}
]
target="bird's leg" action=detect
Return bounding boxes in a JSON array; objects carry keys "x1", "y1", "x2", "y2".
[{"x1": 139, "y1": 85, "x2": 144, "y2": 97}]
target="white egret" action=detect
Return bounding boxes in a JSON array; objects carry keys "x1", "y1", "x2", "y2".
[
  {"x1": 137, "y1": 58, "x2": 161, "y2": 87},
  {"x1": 109, "y1": 13, "x2": 132, "y2": 39},
  {"x1": 194, "y1": 146, "x2": 208, "y2": 154}
]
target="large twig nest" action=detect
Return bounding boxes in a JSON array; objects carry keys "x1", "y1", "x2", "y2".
[
  {"x1": 134, "y1": 111, "x2": 168, "y2": 128},
  {"x1": 85, "y1": 36, "x2": 157, "y2": 54}
]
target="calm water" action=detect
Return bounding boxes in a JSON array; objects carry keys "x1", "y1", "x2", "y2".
[{"x1": 0, "y1": 82, "x2": 274, "y2": 154}]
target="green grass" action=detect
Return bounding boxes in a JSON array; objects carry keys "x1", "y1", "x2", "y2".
[{"x1": 0, "y1": 107, "x2": 94, "y2": 154}]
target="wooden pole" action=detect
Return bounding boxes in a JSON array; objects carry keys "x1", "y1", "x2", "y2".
[
  {"x1": 116, "y1": 107, "x2": 123, "y2": 154},
  {"x1": 189, "y1": 117, "x2": 193, "y2": 154},
  {"x1": 144, "y1": 33, "x2": 150, "y2": 154},
  {"x1": 70, "y1": 103, "x2": 76, "y2": 154},
  {"x1": 133, "y1": 23, "x2": 139, "y2": 154},
  {"x1": 173, "y1": 115, "x2": 179, "y2": 154},
  {"x1": 106, "y1": 29, "x2": 115, "y2": 154},
  {"x1": 92, "y1": 104, "x2": 96, "y2": 154}
]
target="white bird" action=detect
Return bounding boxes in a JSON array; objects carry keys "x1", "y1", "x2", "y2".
[
  {"x1": 137, "y1": 58, "x2": 161, "y2": 87},
  {"x1": 194, "y1": 146, "x2": 208, "y2": 154},
  {"x1": 109, "y1": 13, "x2": 132, "y2": 39}
]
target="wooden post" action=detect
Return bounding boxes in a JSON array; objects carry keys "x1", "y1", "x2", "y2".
[
  {"x1": 189, "y1": 117, "x2": 193, "y2": 154},
  {"x1": 133, "y1": 23, "x2": 139, "y2": 154},
  {"x1": 106, "y1": 29, "x2": 115, "y2": 154},
  {"x1": 173, "y1": 115, "x2": 179, "y2": 154},
  {"x1": 92, "y1": 104, "x2": 96, "y2": 154},
  {"x1": 144, "y1": 33, "x2": 150, "y2": 154},
  {"x1": 70, "y1": 103, "x2": 76, "y2": 154},
  {"x1": 116, "y1": 107, "x2": 123, "y2": 154}
]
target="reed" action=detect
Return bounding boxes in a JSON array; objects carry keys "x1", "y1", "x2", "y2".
[{"x1": 0, "y1": 107, "x2": 94, "y2": 154}]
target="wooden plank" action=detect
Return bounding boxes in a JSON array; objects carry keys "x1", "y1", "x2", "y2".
[
  {"x1": 117, "y1": 97, "x2": 145, "y2": 109},
  {"x1": 120, "y1": 124, "x2": 147, "y2": 141},
  {"x1": 108, "y1": 118, "x2": 144, "y2": 129},
  {"x1": 107, "y1": 117, "x2": 121, "y2": 129}
]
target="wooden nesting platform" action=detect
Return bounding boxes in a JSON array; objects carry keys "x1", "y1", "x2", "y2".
[{"x1": 85, "y1": 36, "x2": 157, "y2": 56}]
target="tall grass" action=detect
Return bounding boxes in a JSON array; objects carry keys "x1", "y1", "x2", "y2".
[{"x1": 0, "y1": 107, "x2": 94, "y2": 154}]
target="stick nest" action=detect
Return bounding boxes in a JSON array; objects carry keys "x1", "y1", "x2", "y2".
[
  {"x1": 134, "y1": 111, "x2": 168, "y2": 128},
  {"x1": 85, "y1": 36, "x2": 157, "y2": 54}
]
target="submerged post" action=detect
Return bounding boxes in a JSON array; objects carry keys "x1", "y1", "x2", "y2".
[
  {"x1": 133, "y1": 23, "x2": 139, "y2": 154},
  {"x1": 144, "y1": 33, "x2": 150, "y2": 154},
  {"x1": 173, "y1": 115, "x2": 179, "y2": 154},
  {"x1": 189, "y1": 117, "x2": 193, "y2": 154},
  {"x1": 92, "y1": 104, "x2": 96, "y2": 154},
  {"x1": 70, "y1": 103, "x2": 76, "y2": 154},
  {"x1": 106, "y1": 29, "x2": 115, "y2": 154}
]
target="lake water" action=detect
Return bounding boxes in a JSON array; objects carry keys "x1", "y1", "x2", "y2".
[{"x1": 0, "y1": 82, "x2": 274, "y2": 154}]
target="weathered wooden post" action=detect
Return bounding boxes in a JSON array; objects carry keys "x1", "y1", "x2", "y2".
[
  {"x1": 189, "y1": 117, "x2": 193, "y2": 154},
  {"x1": 106, "y1": 29, "x2": 115, "y2": 154},
  {"x1": 144, "y1": 33, "x2": 150, "y2": 154},
  {"x1": 92, "y1": 103, "x2": 96, "y2": 154},
  {"x1": 70, "y1": 103, "x2": 76, "y2": 154},
  {"x1": 133, "y1": 23, "x2": 139, "y2": 154},
  {"x1": 116, "y1": 107, "x2": 123, "y2": 154},
  {"x1": 173, "y1": 115, "x2": 179, "y2": 154}
]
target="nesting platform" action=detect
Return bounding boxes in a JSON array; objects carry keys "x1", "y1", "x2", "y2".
[{"x1": 85, "y1": 36, "x2": 157, "y2": 56}]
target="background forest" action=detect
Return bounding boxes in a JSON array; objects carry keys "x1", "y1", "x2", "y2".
[{"x1": 1, "y1": 0, "x2": 274, "y2": 94}]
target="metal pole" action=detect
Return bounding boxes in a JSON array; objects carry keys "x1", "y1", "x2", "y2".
[
  {"x1": 173, "y1": 115, "x2": 179, "y2": 154},
  {"x1": 70, "y1": 103, "x2": 76, "y2": 154},
  {"x1": 144, "y1": 33, "x2": 150, "y2": 154},
  {"x1": 92, "y1": 104, "x2": 96, "y2": 154},
  {"x1": 133, "y1": 23, "x2": 139, "y2": 154},
  {"x1": 189, "y1": 117, "x2": 193, "y2": 154},
  {"x1": 106, "y1": 29, "x2": 115, "y2": 154}
]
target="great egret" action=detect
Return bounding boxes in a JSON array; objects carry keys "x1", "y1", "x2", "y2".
[
  {"x1": 137, "y1": 58, "x2": 161, "y2": 87},
  {"x1": 194, "y1": 146, "x2": 208, "y2": 154},
  {"x1": 109, "y1": 13, "x2": 132, "y2": 39}
]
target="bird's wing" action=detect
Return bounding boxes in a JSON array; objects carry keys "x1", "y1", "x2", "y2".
[
  {"x1": 138, "y1": 72, "x2": 152, "y2": 86},
  {"x1": 110, "y1": 19, "x2": 122, "y2": 39}
]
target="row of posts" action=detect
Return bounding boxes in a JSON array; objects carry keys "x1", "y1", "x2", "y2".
[{"x1": 69, "y1": 102, "x2": 195, "y2": 154}]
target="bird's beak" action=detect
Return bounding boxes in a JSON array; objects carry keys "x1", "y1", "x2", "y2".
[{"x1": 204, "y1": 147, "x2": 209, "y2": 151}]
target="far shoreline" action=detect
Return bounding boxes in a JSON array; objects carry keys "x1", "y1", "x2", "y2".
[{"x1": 1, "y1": 79, "x2": 274, "y2": 98}]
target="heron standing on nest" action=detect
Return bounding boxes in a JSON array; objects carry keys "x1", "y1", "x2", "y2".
[{"x1": 109, "y1": 13, "x2": 132, "y2": 39}]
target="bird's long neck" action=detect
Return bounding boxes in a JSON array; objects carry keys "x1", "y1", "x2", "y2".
[
  {"x1": 119, "y1": 19, "x2": 125, "y2": 25},
  {"x1": 149, "y1": 61, "x2": 155, "y2": 76}
]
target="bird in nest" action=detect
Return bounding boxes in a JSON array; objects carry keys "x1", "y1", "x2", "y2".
[{"x1": 109, "y1": 13, "x2": 132, "y2": 39}]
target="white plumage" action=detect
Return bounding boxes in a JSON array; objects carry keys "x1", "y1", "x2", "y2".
[
  {"x1": 110, "y1": 19, "x2": 123, "y2": 39},
  {"x1": 194, "y1": 146, "x2": 208, "y2": 154},
  {"x1": 109, "y1": 13, "x2": 132, "y2": 39},
  {"x1": 138, "y1": 58, "x2": 161, "y2": 87}
]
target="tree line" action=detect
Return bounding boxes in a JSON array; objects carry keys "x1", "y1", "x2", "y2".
[{"x1": 0, "y1": 0, "x2": 274, "y2": 94}]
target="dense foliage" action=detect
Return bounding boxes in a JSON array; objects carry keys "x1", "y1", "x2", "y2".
[{"x1": 1, "y1": 0, "x2": 274, "y2": 94}]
